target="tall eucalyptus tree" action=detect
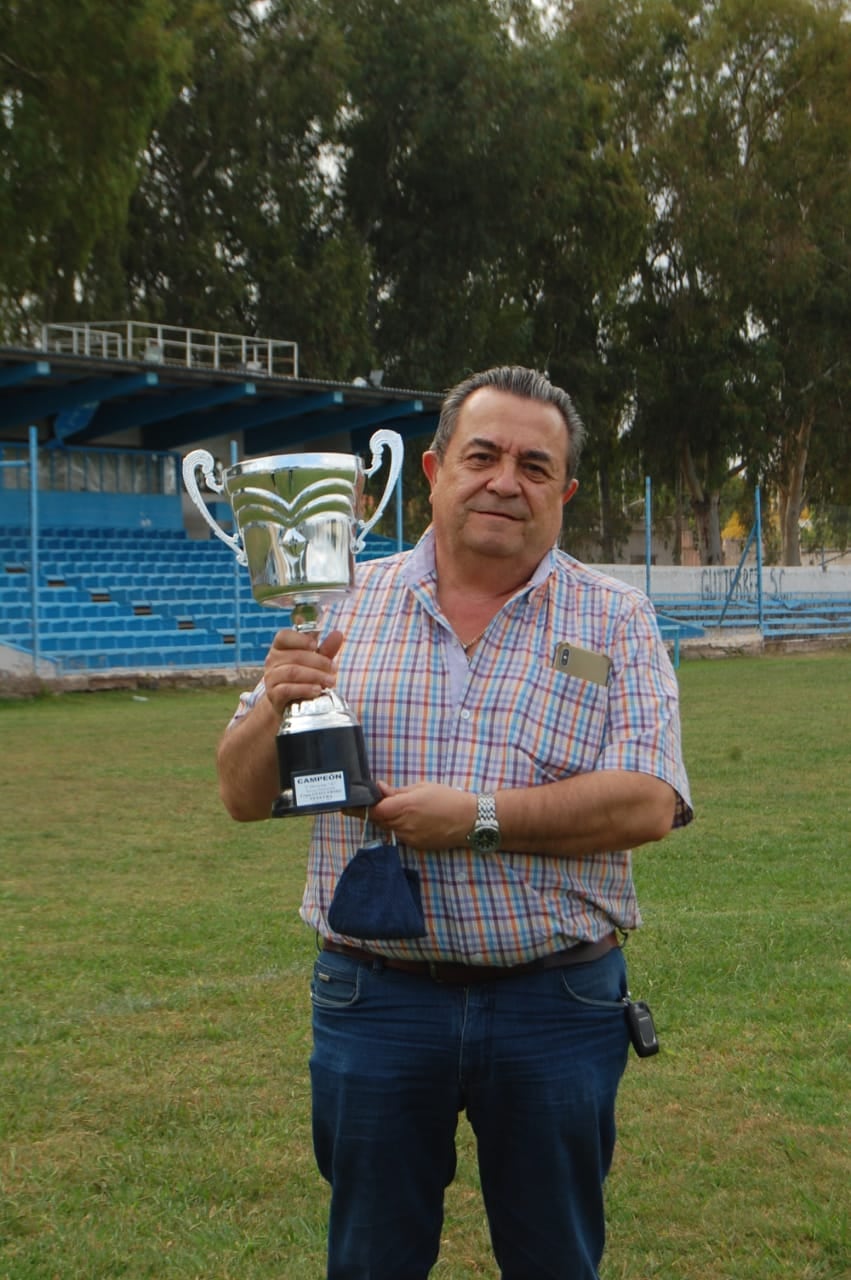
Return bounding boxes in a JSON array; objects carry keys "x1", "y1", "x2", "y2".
[
  {"x1": 0, "y1": 0, "x2": 192, "y2": 336},
  {"x1": 565, "y1": 0, "x2": 850, "y2": 564}
]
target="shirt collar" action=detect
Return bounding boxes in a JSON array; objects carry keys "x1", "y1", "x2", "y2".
[{"x1": 402, "y1": 526, "x2": 557, "y2": 596}]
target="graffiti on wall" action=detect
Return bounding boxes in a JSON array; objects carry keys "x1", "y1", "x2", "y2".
[{"x1": 700, "y1": 566, "x2": 787, "y2": 601}]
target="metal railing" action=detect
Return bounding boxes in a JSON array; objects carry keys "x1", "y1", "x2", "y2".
[{"x1": 41, "y1": 321, "x2": 299, "y2": 378}]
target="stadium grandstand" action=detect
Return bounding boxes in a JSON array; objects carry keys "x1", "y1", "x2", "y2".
[{"x1": 0, "y1": 323, "x2": 441, "y2": 676}]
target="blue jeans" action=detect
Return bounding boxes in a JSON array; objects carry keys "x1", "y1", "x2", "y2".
[{"x1": 309, "y1": 945, "x2": 631, "y2": 1280}]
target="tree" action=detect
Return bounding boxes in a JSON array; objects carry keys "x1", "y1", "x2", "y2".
[
  {"x1": 569, "y1": 0, "x2": 851, "y2": 565},
  {"x1": 717, "y1": 0, "x2": 851, "y2": 563},
  {"x1": 0, "y1": 0, "x2": 192, "y2": 336},
  {"x1": 319, "y1": 0, "x2": 650, "y2": 561},
  {"x1": 95, "y1": 0, "x2": 373, "y2": 379},
  {"x1": 325, "y1": 1, "x2": 642, "y2": 387}
]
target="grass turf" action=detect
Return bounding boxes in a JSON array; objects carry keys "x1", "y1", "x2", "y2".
[{"x1": 1, "y1": 651, "x2": 848, "y2": 1278}]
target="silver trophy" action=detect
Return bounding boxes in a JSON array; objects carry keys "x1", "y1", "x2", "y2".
[{"x1": 183, "y1": 430, "x2": 404, "y2": 817}]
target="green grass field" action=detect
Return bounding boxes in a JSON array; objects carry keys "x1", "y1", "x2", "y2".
[{"x1": 1, "y1": 652, "x2": 849, "y2": 1279}]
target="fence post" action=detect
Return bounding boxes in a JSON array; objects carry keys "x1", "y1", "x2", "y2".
[
  {"x1": 645, "y1": 475, "x2": 652, "y2": 599},
  {"x1": 395, "y1": 470, "x2": 404, "y2": 552},
  {"x1": 28, "y1": 426, "x2": 40, "y2": 673},
  {"x1": 230, "y1": 439, "x2": 242, "y2": 670},
  {"x1": 755, "y1": 485, "x2": 764, "y2": 632}
]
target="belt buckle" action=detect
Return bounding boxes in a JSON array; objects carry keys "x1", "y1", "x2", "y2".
[{"x1": 427, "y1": 960, "x2": 443, "y2": 982}]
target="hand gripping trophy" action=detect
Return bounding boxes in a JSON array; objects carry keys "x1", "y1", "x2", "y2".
[{"x1": 183, "y1": 432, "x2": 404, "y2": 818}]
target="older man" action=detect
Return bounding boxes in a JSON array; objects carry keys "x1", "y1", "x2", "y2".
[{"x1": 218, "y1": 366, "x2": 692, "y2": 1280}]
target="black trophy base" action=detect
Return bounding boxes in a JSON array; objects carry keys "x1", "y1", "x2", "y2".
[{"x1": 272, "y1": 723, "x2": 381, "y2": 818}]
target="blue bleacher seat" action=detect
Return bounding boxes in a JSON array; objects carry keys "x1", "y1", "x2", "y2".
[{"x1": 1, "y1": 524, "x2": 685, "y2": 672}]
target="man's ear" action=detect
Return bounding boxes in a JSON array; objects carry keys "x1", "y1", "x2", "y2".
[
  {"x1": 422, "y1": 450, "x2": 440, "y2": 491},
  {"x1": 562, "y1": 478, "x2": 579, "y2": 506}
]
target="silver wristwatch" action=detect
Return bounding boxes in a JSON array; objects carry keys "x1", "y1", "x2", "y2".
[{"x1": 467, "y1": 792, "x2": 501, "y2": 853}]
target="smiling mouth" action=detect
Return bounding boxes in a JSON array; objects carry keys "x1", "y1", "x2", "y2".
[{"x1": 471, "y1": 508, "x2": 524, "y2": 521}]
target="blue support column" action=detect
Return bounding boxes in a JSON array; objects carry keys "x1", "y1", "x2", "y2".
[
  {"x1": 29, "y1": 426, "x2": 40, "y2": 673},
  {"x1": 755, "y1": 486, "x2": 764, "y2": 632},
  {"x1": 230, "y1": 439, "x2": 242, "y2": 670}
]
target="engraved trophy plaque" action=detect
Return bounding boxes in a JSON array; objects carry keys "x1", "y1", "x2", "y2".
[{"x1": 183, "y1": 430, "x2": 404, "y2": 818}]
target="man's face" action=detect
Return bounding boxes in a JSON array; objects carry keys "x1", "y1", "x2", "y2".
[{"x1": 422, "y1": 387, "x2": 578, "y2": 579}]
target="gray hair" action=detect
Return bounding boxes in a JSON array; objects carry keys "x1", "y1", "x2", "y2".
[{"x1": 430, "y1": 366, "x2": 585, "y2": 484}]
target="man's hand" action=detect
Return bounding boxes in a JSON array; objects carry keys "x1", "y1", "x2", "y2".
[
  {"x1": 263, "y1": 628, "x2": 344, "y2": 716},
  {"x1": 217, "y1": 627, "x2": 345, "y2": 822},
  {"x1": 369, "y1": 781, "x2": 477, "y2": 851}
]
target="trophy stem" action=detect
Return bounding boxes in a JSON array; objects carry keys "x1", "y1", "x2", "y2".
[{"x1": 290, "y1": 599, "x2": 324, "y2": 631}]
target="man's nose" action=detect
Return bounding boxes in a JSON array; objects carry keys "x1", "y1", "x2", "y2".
[{"x1": 486, "y1": 456, "x2": 521, "y2": 494}]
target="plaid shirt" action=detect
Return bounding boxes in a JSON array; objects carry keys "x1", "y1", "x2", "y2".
[{"x1": 232, "y1": 529, "x2": 693, "y2": 965}]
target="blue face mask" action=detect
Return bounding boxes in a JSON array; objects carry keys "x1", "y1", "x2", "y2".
[{"x1": 327, "y1": 840, "x2": 427, "y2": 940}]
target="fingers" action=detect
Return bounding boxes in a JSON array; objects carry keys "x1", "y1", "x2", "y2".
[
  {"x1": 369, "y1": 783, "x2": 414, "y2": 834},
  {"x1": 318, "y1": 630, "x2": 345, "y2": 661},
  {"x1": 368, "y1": 783, "x2": 475, "y2": 851},
  {"x1": 268, "y1": 627, "x2": 344, "y2": 659},
  {"x1": 342, "y1": 780, "x2": 395, "y2": 823},
  {"x1": 263, "y1": 628, "x2": 344, "y2": 715}
]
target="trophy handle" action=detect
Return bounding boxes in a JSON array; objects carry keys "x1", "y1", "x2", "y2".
[
  {"x1": 182, "y1": 449, "x2": 248, "y2": 566},
  {"x1": 356, "y1": 429, "x2": 404, "y2": 551}
]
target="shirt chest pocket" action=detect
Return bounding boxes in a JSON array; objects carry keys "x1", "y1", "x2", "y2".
[{"x1": 502, "y1": 663, "x2": 611, "y2": 783}]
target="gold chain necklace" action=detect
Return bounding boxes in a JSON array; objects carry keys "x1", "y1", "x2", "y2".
[{"x1": 460, "y1": 627, "x2": 488, "y2": 654}]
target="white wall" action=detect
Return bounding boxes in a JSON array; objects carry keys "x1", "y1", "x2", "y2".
[{"x1": 590, "y1": 563, "x2": 851, "y2": 600}]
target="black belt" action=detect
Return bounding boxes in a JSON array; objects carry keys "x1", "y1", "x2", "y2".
[{"x1": 321, "y1": 932, "x2": 619, "y2": 985}]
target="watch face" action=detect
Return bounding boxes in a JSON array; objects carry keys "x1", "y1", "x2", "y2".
[{"x1": 471, "y1": 823, "x2": 501, "y2": 853}]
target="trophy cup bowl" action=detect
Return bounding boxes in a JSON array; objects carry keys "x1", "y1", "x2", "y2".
[{"x1": 183, "y1": 430, "x2": 404, "y2": 818}]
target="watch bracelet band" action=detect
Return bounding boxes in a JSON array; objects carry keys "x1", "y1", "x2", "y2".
[{"x1": 477, "y1": 792, "x2": 498, "y2": 824}]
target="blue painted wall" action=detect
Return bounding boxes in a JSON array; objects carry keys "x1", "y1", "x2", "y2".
[{"x1": 1, "y1": 489, "x2": 183, "y2": 531}]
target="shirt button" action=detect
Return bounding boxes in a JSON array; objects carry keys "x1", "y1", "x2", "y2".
[{"x1": 460, "y1": 709, "x2": 471, "y2": 720}]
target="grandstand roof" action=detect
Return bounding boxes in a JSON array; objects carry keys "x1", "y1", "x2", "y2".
[{"x1": 0, "y1": 341, "x2": 443, "y2": 458}]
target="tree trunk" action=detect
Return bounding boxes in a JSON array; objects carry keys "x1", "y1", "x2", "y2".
[
  {"x1": 691, "y1": 492, "x2": 723, "y2": 564},
  {"x1": 680, "y1": 440, "x2": 724, "y2": 565},
  {"x1": 777, "y1": 409, "x2": 813, "y2": 566},
  {"x1": 673, "y1": 467, "x2": 683, "y2": 566},
  {"x1": 598, "y1": 464, "x2": 617, "y2": 562}
]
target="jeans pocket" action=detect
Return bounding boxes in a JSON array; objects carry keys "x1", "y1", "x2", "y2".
[
  {"x1": 310, "y1": 952, "x2": 363, "y2": 1009},
  {"x1": 557, "y1": 948, "x2": 628, "y2": 1010}
]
